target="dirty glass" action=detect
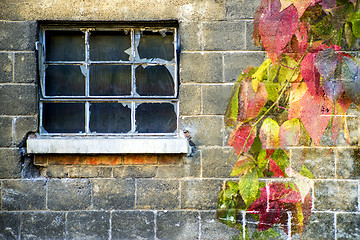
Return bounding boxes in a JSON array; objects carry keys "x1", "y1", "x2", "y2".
[
  {"x1": 43, "y1": 103, "x2": 85, "y2": 133},
  {"x1": 90, "y1": 31, "x2": 131, "y2": 61},
  {"x1": 135, "y1": 65, "x2": 174, "y2": 96},
  {"x1": 89, "y1": 103, "x2": 131, "y2": 133},
  {"x1": 138, "y1": 31, "x2": 174, "y2": 61},
  {"x1": 135, "y1": 103, "x2": 176, "y2": 133},
  {"x1": 89, "y1": 65, "x2": 131, "y2": 96},
  {"x1": 46, "y1": 31, "x2": 85, "y2": 61},
  {"x1": 45, "y1": 65, "x2": 85, "y2": 96}
]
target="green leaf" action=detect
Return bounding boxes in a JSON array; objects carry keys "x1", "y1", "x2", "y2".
[
  {"x1": 259, "y1": 118, "x2": 280, "y2": 149},
  {"x1": 249, "y1": 136, "x2": 263, "y2": 159},
  {"x1": 231, "y1": 155, "x2": 256, "y2": 177},
  {"x1": 348, "y1": 9, "x2": 360, "y2": 37},
  {"x1": 300, "y1": 164, "x2": 314, "y2": 179},
  {"x1": 225, "y1": 80, "x2": 242, "y2": 126},
  {"x1": 271, "y1": 149, "x2": 289, "y2": 173},
  {"x1": 257, "y1": 149, "x2": 269, "y2": 171},
  {"x1": 345, "y1": 22, "x2": 357, "y2": 47},
  {"x1": 251, "y1": 227, "x2": 280, "y2": 239},
  {"x1": 279, "y1": 118, "x2": 301, "y2": 148},
  {"x1": 278, "y1": 55, "x2": 298, "y2": 83},
  {"x1": 239, "y1": 169, "x2": 259, "y2": 206}
]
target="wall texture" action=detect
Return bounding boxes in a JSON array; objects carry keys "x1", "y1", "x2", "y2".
[{"x1": 0, "y1": 0, "x2": 360, "y2": 239}]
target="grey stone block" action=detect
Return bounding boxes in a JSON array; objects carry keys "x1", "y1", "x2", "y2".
[
  {"x1": 224, "y1": 51, "x2": 266, "y2": 82},
  {"x1": 156, "y1": 165, "x2": 185, "y2": 178},
  {"x1": 181, "y1": 179, "x2": 223, "y2": 209},
  {"x1": 47, "y1": 179, "x2": 91, "y2": 210},
  {"x1": 302, "y1": 212, "x2": 335, "y2": 240},
  {"x1": 314, "y1": 180, "x2": 358, "y2": 211},
  {"x1": 334, "y1": 117, "x2": 359, "y2": 146},
  {"x1": 245, "y1": 20, "x2": 264, "y2": 51},
  {"x1": 136, "y1": 179, "x2": 180, "y2": 209},
  {"x1": 0, "y1": 148, "x2": 21, "y2": 179},
  {"x1": 336, "y1": 148, "x2": 360, "y2": 179},
  {"x1": 91, "y1": 178, "x2": 135, "y2": 210},
  {"x1": 14, "y1": 116, "x2": 38, "y2": 145},
  {"x1": 180, "y1": 116, "x2": 224, "y2": 146},
  {"x1": 0, "y1": 52, "x2": 13, "y2": 83},
  {"x1": 66, "y1": 211, "x2": 110, "y2": 240},
  {"x1": 183, "y1": 150, "x2": 201, "y2": 178},
  {"x1": 20, "y1": 212, "x2": 65, "y2": 240},
  {"x1": 112, "y1": 211, "x2": 155, "y2": 240},
  {"x1": 180, "y1": 52, "x2": 223, "y2": 83},
  {"x1": 0, "y1": 21, "x2": 37, "y2": 51},
  {"x1": 202, "y1": 84, "x2": 233, "y2": 115},
  {"x1": 68, "y1": 166, "x2": 112, "y2": 178},
  {"x1": 226, "y1": 0, "x2": 261, "y2": 19},
  {"x1": 2, "y1": 180, "x2": 46, "y2": 210},
  {"x1": 156, "y1": 211, "x2": 199, "y2": 240},
  {"x1": 14, "y1": 52, "x2": 37, "y2": 83},
  {"x1": 202, "y1": 147, "x2": 236, "y2": 178},
  {"x1": 179, "y1": 21, "x2": 201, "y2": 51},
  {"x1": 202, "y1": 21, "x2": 246, "y2": 51},
  {"x1": 0, "y1": 84, "x2": 37, "y2": 115},
  {"x1": 336, "y1": 213, "x2": 360, "y2": 240},
  {"x1": 200, "y1": 211, "x2": 240, "y2": 240},
  {"x1": 0, "y1": 212, "x2": 20, "y2": 240},
  {"x1": 113, "y1": 165, "x2": 157, "y2": 178},
  {"x1": 46, "y1": 165, "x2": 69, "y2": 178},
  {"x1": 179, "y1": 84, "x2": 201, "y2": 115},
  {"x1": 0, "y1": 117, "x2": 13, "y2": 147}
]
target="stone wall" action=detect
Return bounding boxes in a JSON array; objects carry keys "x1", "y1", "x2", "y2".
[{"x1": 0, "y1": 0, "x2": 359, "y2": 239}]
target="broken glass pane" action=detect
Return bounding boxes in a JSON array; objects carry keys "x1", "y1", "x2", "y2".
[
  {"x1": 135, "y1": 65, "x2": 174, "y2": 96},
  {"x1": 89, "y1": 102, "x2": 131, "y2": 133},
  {"x1": 45, "y1": 65, "x2": 85, "y2": 96},
  {"x1": 46, "y1": 31, "x2": 85, "y2": 61},
  {"x1": 138, "y1": 31, "x2": 174, "y2": 61},
  {"x1": 135, "y1": 103, "x2": 176, "y2": 133},
  {"x1": 43, "y1": 103, "x2": 85, "y2": 133},
  {"x1": 89, "y1": 31, "x2": 131, "y2": 61},
  {"x1": 89, "y1": 65, "x2": 131, "y2": 96}
]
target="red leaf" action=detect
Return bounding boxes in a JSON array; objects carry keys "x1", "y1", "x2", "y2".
[
  {"x1": 280, "y1": 0, "x2": 319, "y2": 18},
  {"x1": 279, "y1": 118, "x2": 301, "y2": 148},
  {"x1": 258, "y1": 202, "x2": 281, "y2": 231},
  {"x1": 301, "y1": 51, "x2": 324, "y2": 98},
  {"x1": 259, "y1": 0, "x2": 298, "y2": 63},
  {"x1": 228, "y1": 123, "x2": 256, "y2": 154},
  {"x1": 295, "y1": 22, "x2": 309, "y2": 55},
  {"x1": 269, "y1": 158, "x2": 285, "y2": 177},
  {"x1": 254, "y1": 0, "x2": 272, "y2": 46},
  {"x1": 279, "y1": 189, "x2": 302, "y2": 203},
  {"x1": 319, "y1": 0, "x2": 337, "y2": 10}
]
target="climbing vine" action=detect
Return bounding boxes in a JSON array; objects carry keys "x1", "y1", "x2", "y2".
[{"x1": 217, "y1": 0, "x2": 360, "y2": 238}]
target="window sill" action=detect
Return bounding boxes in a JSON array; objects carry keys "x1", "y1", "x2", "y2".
[{"x1": 26, "y1": 135, "x2": 190, "y2": 154}]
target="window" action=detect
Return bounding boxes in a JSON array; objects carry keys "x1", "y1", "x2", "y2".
[{"x1": 27, "y1": 22, "x2": 188, "y2": 154}]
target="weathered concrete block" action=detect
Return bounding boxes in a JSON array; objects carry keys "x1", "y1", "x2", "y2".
[
  {"x1": 0, "y1": 212, "x2": 20, "y2": 240},
  {"x1": 336, "y1": 213, "x2": 360, "y2": 240},
  {"x1": 136, "y1": 179, "x2": 180, "y2": 209},
  {"x1": 202, "y1": 21, "x2": 246, "y2": 51},
  {"x1": 21, "y1": 212, "x2": 65, "y2": 239},
  {"x1": 226, "y1": 0, "x2": 261, "y2": 19},
  {"x1": 180, "y1": 52, "x2": 223, "y2": 83},
  {"x1": 0, "y1": 148, "x2": 21, "y2": 179},
  {"x1": 0, "y1": 21, "x2": 37, "y2": 51},
  {"x1": 181, "y1": 179, "x2": 223, "y2": 209},
  {"x1": 336, "y1": 148, "x2": 360, "y2": 179},
  {"x1": 0, "y1": 84, "x2": 37, "y2": 115},
  {"x1": 0, "y1": 117, "x2": 13, "y2": 147},
  {"x1": 224, "y1": 51, "x2": 266, "y2": 82},
  {"x1": 302, "y1": 212, "x2": 335, "y2": 240},
  {"x1": 200, "y1": 211, "x2": 240, "y2": 240},
  {"x1": 0, "y1": 52, "x2": 13, "y2": 83},
  {"x1": 66, "y1": 211, "x2": 110, "y2": 240},
  {"x1": 14, "y1": 52, "x2": 37, "y2": 83},
  {"x1": 179, "y1": 21, "x2": 201, "y2": 51},
  {"x1": 112, "y1": 211, "x2": 155, "y2": 239},
  {"x1": 180, "y1": 116, "x2": 224, "y2": 146},
  {"x1": 68, "y1": 166, "x2": 112, "y2": 178},
  {"x1": 47, "y1": 179, "x2": 91, "y2": 210},
  {"x1": 2, "y1": 180, "x2": 46, "y2": 210},
  {"x1": 202, "y1": 84, "x2": 233, "y2": 115},
  {"x1": 179, "y1": 84, "x2": 201, "y2": 115},
  {"x1": 202, "y1": 147, "x2": 235, "y2": 178},
  {"x1": 113, "y1": 165, "x2": 157, "y2": 178},
  {"x1": 314, "y1": 180, "x2": 358, "y2": 211},
  {"x1": 14, "y1": 116, "x2": 38, "y2": 145},
  {"x1": 156, "y1": 211, "x2": 199, "y2": 240},
  {"x1": 91, "y1": 178, "x2": 135, "y2": 210}
]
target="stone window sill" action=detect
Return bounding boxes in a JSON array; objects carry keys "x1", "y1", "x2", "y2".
[{"x1": 26, "y1": 135, "x2": 190, "y2": 154}]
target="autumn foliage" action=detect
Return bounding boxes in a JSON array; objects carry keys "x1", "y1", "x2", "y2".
[{"x1": 217, "y1": 0, "x2": 360, "y2": 238}]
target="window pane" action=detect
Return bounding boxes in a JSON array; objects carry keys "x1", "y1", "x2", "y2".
[
  {"x1": 90, "y1": 31, "x2": 131, "y2": 61},
  {"x1": 45, "y1": 31, "x2": 85, "y2": 61},
  {"x1": 89, "y1": 65, "x2": 131, "y2": 96},
  {"x1": 43, "y1": 103, "x2": 85, "y2": 133},
  {"x1": 138, "y1": 31, "x2": 174, "y2": 61},
  {"x1": 135, "y1": 103, "x2": 176, "y2": 133},
  {"x1": 135, "y1": 65, "x2": 174, "y2": 96},
  {"x1": 45, "y1": 65, "x2": 85, "y2": 96},
  {"x1": 89, "y1": 103, "x2": 131, "y2": 133}
]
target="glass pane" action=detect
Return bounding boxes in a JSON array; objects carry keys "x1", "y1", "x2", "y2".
[
  {"x1": 135, "y1": 65, "x2": 174, "y2": 96},
  {"x1": 90, "y1": 31, "x2": 131, "y2": 61},
  {"x1": 42, "y1": 103, "x2": 84, "y2": 133},
  {"x1": 135, "y1": 103, "x2": 176, "y2": 133},
  {"x1": 138, "y1": 31, "x2": 174, "y2": 61},
  {"x1": 45, "y1": 65, "x2": 85, "y2": 96},
  {"x1": 89, "y1": 103, "x2": 131, "y2": 133},
  {"x1": 45, "y1": 31, "x2": 85, "y2": 61},
  {"x1": 89, "y1": 65, "x2": 131, "y2": 96}
]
